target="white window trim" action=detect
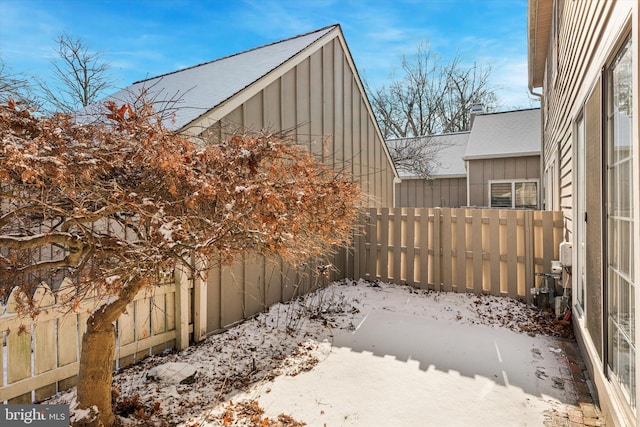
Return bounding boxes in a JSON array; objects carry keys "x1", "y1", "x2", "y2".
[{"x1": 488, "y1": 179, "x2": 540, "y2": 209}]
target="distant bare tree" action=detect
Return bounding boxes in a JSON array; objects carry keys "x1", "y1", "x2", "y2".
[
  {"x1": 0, "y1": 59, "x2": 38, "y2": 107},
  {"x1": 366, "y1": 43, "x2": 497, "y2": 178},
  {"x1": 386, "y1": 135, "x2": 453, "y2": 178},
  {"x1": 39, "y1": 33, "x2": 114, "y2": 113},
  {"x1": 366, "y1": 43, "x2": 497, "y2": 139}
]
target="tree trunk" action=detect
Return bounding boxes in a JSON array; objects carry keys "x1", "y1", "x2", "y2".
[
  {"x1": 76, "y1": 317, "x2": 117, "y2": 426},
  {"x1": 75, "y1": 277, "x2": 148, "y2": 426}
]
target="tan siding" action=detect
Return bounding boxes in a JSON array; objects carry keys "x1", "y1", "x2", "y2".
[
  {"x1": 263, "y1": 77, "x2": 281, "y2": 131},
  {"x1": 281, "y1": 68, "x2": 297, "y2": 132},
  {"x1": 396, "y1": 177, "x2": 467, "y2": 208},
  {"x1": 541, "y1": 0, "x2": 615, "y2": 236},
  {"x1": 296, "y1": 57, "x2": 311, "y2": 147},
  {"x1": 343, "y1": 66, "x2": 353, "y2": 173},
  {"x1": 467, "y1": 156, "x2": 541, "y2": 207},
  {"x1": 352, "y1": 83, "x2": 362, "y2": 193},
  {"x1": 322, "y1": 42, "x2": 334, "y2": 167},
  {"x1": 208, "y1": 36, "x2": 395, "y2": 207},
  {"x1": 537, "y1": 3, "x2": 636, "y2": 424},
  {"x1": 243, "y1": 91, "x2": 263, "y2": 131},
  {"x1": 309, "y1": 49, "x2": 323, "y2": 159},
  {"x1": 334, "y1": 42, "x2": 344, "y2": 164}
]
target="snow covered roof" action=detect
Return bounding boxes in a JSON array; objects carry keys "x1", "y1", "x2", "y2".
[
  {"x1": 388, "y1": 132, "x2": 470, "y2": 179},
  {"x1": 99, "y1": 25, "x2": 338, "y2": 130},
  {"x1": 463, "y1": 108, "x2": 541, "y2": 160}
]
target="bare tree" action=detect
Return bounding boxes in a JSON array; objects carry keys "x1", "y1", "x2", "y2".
[
  {"x1": 38, "y1": 33, "x2": 114, "y2": 113},
  {"x1": 365, "y1": 43, "x2": 497, "y2": 178},
  {"x1": 367, "y1": 43, "x2": 497, "y2": 139},
  {"x1": 386, "y1": 135, "x2": 454, "y2": 178},
  {"x1": 0, "y1": 59, "x2": 38, "y2": 107},
  {"x1": 0, "y1": 98, "x2": 361, "y2": 426}
]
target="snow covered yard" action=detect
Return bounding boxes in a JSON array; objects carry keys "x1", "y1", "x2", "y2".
[{"x1": 48, "y1": 279, "x2": 581, "y2": 426}]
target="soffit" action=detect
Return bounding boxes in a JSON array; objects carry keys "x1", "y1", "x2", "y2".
[{"x1": 528, "y1": 0, "x2": 553, "y2": 88}]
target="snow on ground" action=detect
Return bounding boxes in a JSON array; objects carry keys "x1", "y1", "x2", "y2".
[{"x1": 47, "y1": 279, "x2": 576, "y2": 426}]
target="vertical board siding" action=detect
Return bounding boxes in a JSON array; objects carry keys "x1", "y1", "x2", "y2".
[
  {"x1": 220, "y1": 37, "x2": 395, "y2": 207},
  {"x1": 353, "y1": 208, "x2": 564, "y2": 300}
]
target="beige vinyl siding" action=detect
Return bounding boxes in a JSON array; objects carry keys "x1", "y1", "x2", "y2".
[
  {"x1": 466, "y1": 156, "x2": 540, "y2": 207},
  {"x1": 540, "y1": 0, "x2": 629, "y2": 356},
  {"x1": 395, "y1": 177, "x2": 467, "y2": 208},
  {"x1": 541, "y1": 0, "x2": 620, "y2": 239},
  {"x1": 535, "y1": 1, "x2": 636, "y2": 425},
  {"x1": 205, "y1": 37, "x2": 394, "y2": 207}
]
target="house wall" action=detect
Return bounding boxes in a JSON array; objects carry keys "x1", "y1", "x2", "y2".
[
  {"x1": 205, "y1": 37, "x2": 395, "y2": 209},
  {"x1": 192, "y1": 34, "x2": 396, "y2": 336},
  {"x1": 466, "y1": 156, "x2": 540, "y2": 207},
  {"x1": 536, "y1": 1, "x2": 638, "y2": 425},
  {"x1": 395, "y1": 177, "x2": 467, "y2": 208}
]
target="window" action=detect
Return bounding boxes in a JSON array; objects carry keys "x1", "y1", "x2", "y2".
[
  {"x1": 606, "y1": 37, "x2": 634, "y2": 411},
  {"x1": 489, "y1": 180, "x2": 538, "y2": 209}
]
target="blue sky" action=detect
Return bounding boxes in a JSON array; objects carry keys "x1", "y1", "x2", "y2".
[{"x1": 0, "y1": 0, "x2": 536, "y2": 110}]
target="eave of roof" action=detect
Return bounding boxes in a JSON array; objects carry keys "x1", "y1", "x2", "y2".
[
  {"x1": 99, "y1": 25, "x2": 339, "y2": 131},
  {"x1": 528, "y1": 0, "x2": 552, "y2": 89}
]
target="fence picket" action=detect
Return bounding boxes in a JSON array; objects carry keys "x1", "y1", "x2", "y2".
[
  {"x1": 542, "y1": 211, "x2": 555, "y2": 272},
  {"x1": 392, "y1": 208, "x2": 402, "y2": 284},
  {"x1": 347, "y1": 207, "x2": 562, "y2": 302},
  {"x1": 505, "y1": 210, "x2": 518, "y2": 298},
  {"x1": 524, "y1": 211, "x2": 534, "y2": 303},
  {"x1": 489, "y1": 210, "x2": 501, "y2": 296},
  {"x1": 380, "y1": 208, "x2": 389, "y2": 282},
  {"x1": 455, "y1": 208, "x2": 466, "y2": 292},
  {"x1": 472, "y1": 209, "x2": 483, "y2": 294},
  {"x1": 441, "y1": 209, "x2": 452, "y2": 290},
  {"x1": 5, "y1": 288, "x2": 32, "y2": 401},
  {"x1": 432, "y1": 209, "x2": 441, "y2": 289},
  {"x1": 32, "y1": 284, "x2": 56, "y2": 401},
  {"x1": 368, "y1": 207, "x2": 378, "y2": 280},
  {"x1": 406, "y1": 208, "x2": 415, "y2": 286},
  {"x1": 1, "y1": 275, "x2": 180, "y2": 404},
  {"x1": 419, "y1": 209, "x2": 430, "y2": 289}
]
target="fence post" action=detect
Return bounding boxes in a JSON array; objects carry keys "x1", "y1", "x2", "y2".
[
  {"x1": 192, "y1": 256, "x2": 208, "y2": 342},
  {"x1": 174, "y1": 265, "x2": 190, "y2": 350}
]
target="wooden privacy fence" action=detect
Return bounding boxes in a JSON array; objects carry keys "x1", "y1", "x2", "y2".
[
  {"x1": 0, "y1": 275, "x2": 190, "y2": 404},
  {"x1": 350, "y1": 207, "x2": 565, "y2": 300},
  {"x1": 0, "y1": 207, "x2": 565, "y2": 405}
]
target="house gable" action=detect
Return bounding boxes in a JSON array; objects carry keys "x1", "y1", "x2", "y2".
[{"x1": 98, "y1": 24, "x2": 397, "y2": 207}]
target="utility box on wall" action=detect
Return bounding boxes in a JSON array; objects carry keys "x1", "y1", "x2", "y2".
[{"x1": 559, "y1": 241, "x2": 572, "y2": 267}]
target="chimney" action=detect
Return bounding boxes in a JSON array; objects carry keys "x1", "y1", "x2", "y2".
[{"x1": 470, "y1": 103, "x2": 485, "y2": 128}]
